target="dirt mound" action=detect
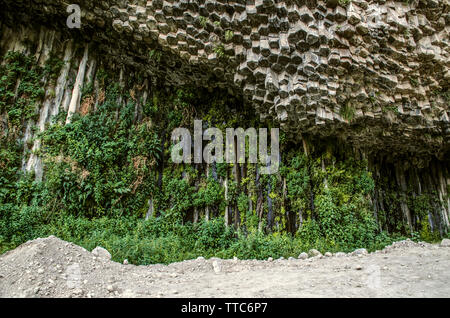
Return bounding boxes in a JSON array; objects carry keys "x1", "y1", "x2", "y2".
[{"x1": 1, "y1": 236, "x2": 449, "y2": 298}]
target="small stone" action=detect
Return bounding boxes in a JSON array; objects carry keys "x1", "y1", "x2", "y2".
[
  {"x1": 196, "y1": 256, "x2": 205, "y2": 261},
  {"x1": 324, "y1": 252, "x2": 332, "y2": 257},
  {"x1": 288, "y1": 257, "x2": 295, "y2": 261},
  {"x1": 308, "y1": 249, "x2": 321, "y2": 257},
  {"x1": 353, "y1": 248, "x2": 368, "y2": 256},
  {"x1": 267, "y1": 257, "x2": 274, "y2": 262},
  {"x1": 298, "y1": 252, "x2": 308, "y2": 260},
  {"x1": 107, "y1": 285, "x2": 114, "y2": 292},
  {"x1": 73, "y1": 288, "x2": 83, "y2": 295},
  {"x1": 123, "y1": 259, "x2": 129, "y2": 265},
  {"x1": 37, "y1": 268, "x2": 44, "y2": 274},
  {"x1": 355, "y1": 265, "x2": 363, "y2": 270},
  {"x1": 92, "y1": 246, "x2": 111, "y2": 260},
  {"x1": 440, "y1": 239, "x2": 450, "y2": 247}
]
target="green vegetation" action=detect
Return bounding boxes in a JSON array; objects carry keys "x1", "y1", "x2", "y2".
[
  {"x1": 433, "y1": 88, "x2": 450, "y2": 103},
  {"x1": 340, "y1": 103, "x2": 355, "y2": 121},
  {"x1": 382, "y1": 105, "x2": 399, "y2": 114},
  {"x1": 0, "y1": 52, "x2": 46, "y2": 126},
  {"x1": 213, "y1": 44, "x2": 226, "y2": 59},
  {"x1": 224, "y1": 30, "x2": 234, "y2": 42},
  {"x1": 409, "y1": 194, "x2": 441, "y2": 242},
  {"x1": 338, "y1": 0, "x2": 352, "y2": 6},
  {"x1": 0, "y1": 52, "x2": 445, "y2": 265},
  {"x1": 148, "y1": 49, "x2": 162, "y2": 63},
  {"x1": 0, "y1": 215, "x2": 400, "y2": 264},
  {"x1": 198, "y1": 16, "x2": 208, "y2": 28},
  {"x1": 409, "y1": 77, "x2": 418, "y2": 87}
]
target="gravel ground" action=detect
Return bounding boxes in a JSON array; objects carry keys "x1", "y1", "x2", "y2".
[{"x1": 0, "y1": 236, "x2": 449, "y2": 298}]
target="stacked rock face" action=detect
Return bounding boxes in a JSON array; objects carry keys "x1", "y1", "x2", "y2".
[{"x1": 1, "y1": 0, "x2": 449, "y2": 159}]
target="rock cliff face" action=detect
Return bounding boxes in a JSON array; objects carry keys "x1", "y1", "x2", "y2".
[
  {"x1": 1, "y1": 0, "x2": 449, "y2": 159},
  {"x1": 0, "y1": 1, "x2": 449, "y2": 234}
]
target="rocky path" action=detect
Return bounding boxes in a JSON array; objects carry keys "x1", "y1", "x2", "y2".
[{"x1": 1, "y1": 236, "x2": 449, "y2": 298}]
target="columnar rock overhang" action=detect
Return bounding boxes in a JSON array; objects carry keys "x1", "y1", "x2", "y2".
[{"x1": 1, "y1": 0, "x2": 449, "y2": 160}]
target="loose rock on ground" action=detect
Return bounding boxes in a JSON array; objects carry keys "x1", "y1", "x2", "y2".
[{"x1": 0, "y1": 236, "x2": 449, "y2": 298}]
